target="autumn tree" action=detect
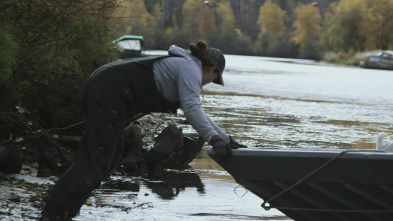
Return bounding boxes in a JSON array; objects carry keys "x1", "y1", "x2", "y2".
[
  {"x1": 230, "y1": 0, "x2": 261, "y2": 39},
  {"x1": 360, "y1": 0, "x2": 393, "y2": 50},
  {"x1": 148, "y1": 3, "x2": 166, "y2": 48},
  {"x1": 182, "y1": 0, "x2": 203, "y2": 41},
  {"x1": 213, "y1": 1, "x2": 241, "y2": 51},
  {"x1": 292, "y1": 3, "x2": 322, "y2": 58},
  {"x1": 320, "y1": 0, "x2": 367, "y2": 53},
  {"x1": 111, "y1": 0, "x2": 134, "y2": 35},
  {"x1": 258, "y1": 0, "x2": 286, "y2": 39},
  {"x1": 199, "y1": 4, "x2": 217, "y2": 41},
  {"x1": 112, "y1": 0, "x2": 157, "y2": 45},
  {"x1": 257, "y1": 0, "x2": 287, "y2": 55}
]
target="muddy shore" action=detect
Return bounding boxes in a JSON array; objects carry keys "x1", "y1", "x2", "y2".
[{"x1": 0, "y1": 112, "x2": 202, "y2": 220}]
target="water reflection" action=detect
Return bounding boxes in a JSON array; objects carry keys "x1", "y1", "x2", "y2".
[
  {"x1": 86, "y1": 160, "x2": 288, "y2": 221},
  {"x1": 144, "y1": 168, "x2": 205, "y2": 199},
  {"x1": 101, "y1": 178, "x2": 140, "y2": 192},
  {"x1": 97, "y1": 167, "x2": 204, "y2": 202}
]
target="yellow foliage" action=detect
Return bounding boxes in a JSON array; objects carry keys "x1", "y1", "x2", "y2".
[
  {"x1": 360, "y1": 0, "x2": 393, "y2": 50},
  {"x1": 112, "y1": 0, "x2": 155, "y2": 37},
  {"x1": 182, "y1": 0, "x2": 203, "y2": 39},
  {"x1": 292, "y1": 3, "x2": 321, "y2": 47},
  {"x1": 235, "y1": 29, "x2": 243, "y2": 38},
  {"x1": 200, "y1": 7, "x2": 216, "y2": 37},
  {"x1": 216, "y1": 2, "x2": 237, "y2": 36},
  {"x1": 257, "y1": 0, "x2": 286, "y2": 38},
  {"x1": 321, "y1": 0, "x2": 367, "y2": 52}
]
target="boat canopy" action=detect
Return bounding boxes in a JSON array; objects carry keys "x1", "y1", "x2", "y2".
[
  {"x1": 113, "y1": 35, "x2": 145, "y2": 58},
  {"x1": 114, "y1": 35, "x2": 144, "y2": 51}
]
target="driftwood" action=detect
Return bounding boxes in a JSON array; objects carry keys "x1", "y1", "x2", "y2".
[
  {"x1": 0, "y1": 132, "x2": 75, "y2": 176},
  {"x1": 121, "y1": 124, "x2": 204, "y2": 175},
  {"x1": 120, "y1": 124, "x2": 143, "y2": 171},
  {"x1": 52, "y1": 123, "x2": 204, "y2": 174},
  {"x1": 142, "y1": 125, "x2": 183, "y2": 168},
  {"x1": 163, "y1": 136, "x2": 205, "y2": 168},
  {"x1": 53, "y1": 134, "x2": 81, "y2": 149}
]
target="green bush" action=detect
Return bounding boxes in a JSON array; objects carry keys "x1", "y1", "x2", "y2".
[
  {"x1": 0, "y1": 26, "x2": 18, "y2": 89},
  {"x1": 0, "y1": 0, "x2": 120, "y2": 129}
]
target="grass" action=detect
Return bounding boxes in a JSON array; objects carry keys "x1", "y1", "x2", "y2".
[{"x1": 321, "y1": 50, "x2": 380, "y2": 66}]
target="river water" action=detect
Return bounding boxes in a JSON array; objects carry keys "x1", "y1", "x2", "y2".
[
  {"x1": 73, "y1": 54, "x2": 393, "y2": 221},
  {"x1": 4, "y1": 54, "x2": 393, "y2": 221}
]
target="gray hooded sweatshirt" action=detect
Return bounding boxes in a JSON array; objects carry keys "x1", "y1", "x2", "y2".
[{"x1": 153, "y1": 45, "x2": 229, "y2": 143}]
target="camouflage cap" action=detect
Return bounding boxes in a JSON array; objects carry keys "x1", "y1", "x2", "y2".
[{"x1": 205, "y1": 48, "x2": 225, "y2": 86}]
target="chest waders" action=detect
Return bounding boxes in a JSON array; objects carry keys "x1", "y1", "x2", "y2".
[{"x1": 42, "y1": 56, "x2": 180, "y2": 221}]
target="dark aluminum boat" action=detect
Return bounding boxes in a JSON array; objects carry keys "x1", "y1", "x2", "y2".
[{"x1": 208, "y1": 148, "x2": 393, "y2": 221}]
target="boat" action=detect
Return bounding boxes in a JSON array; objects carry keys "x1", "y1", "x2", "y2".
[
  {"x1": 113, "y1": 35, "x2": 145, "y2": 59},
  {"x1": 359, "y1": 50, "x2": 393, "y2": 70},
  {"x1": 208, "y1": 148, "x2": 393, "y2": 221}
]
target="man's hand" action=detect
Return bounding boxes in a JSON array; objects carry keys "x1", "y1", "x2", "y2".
[
  {"x1": 210, "y1": 135, "x2": 232, "y2": 159},
  {"x1": 229, "y1": 136, "x2": 248, "y2": 149}
]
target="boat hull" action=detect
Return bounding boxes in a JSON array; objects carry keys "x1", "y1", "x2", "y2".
[{"x1": 208, "y1": 148, "x2": 393, "y2": 221}]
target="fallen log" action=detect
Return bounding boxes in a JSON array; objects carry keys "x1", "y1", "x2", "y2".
[{"x1": 52, "y1": 134, "x2": 81, "y2": 149}]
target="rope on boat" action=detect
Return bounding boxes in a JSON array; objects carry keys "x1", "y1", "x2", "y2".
[
  {"x1": 261, "y1": 149, "x2": 388, "y2": 212},
  {"x1": 233, "y1": 184, "x2": 248, "y2": 198}
]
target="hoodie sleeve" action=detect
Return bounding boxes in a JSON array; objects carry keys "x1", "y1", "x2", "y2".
[
  {"x1": 177, "y1": 61, "x2": 219, "y2": 143},
  {"x1": 156, "y1": 45, "x2": 228, "y2": 143},
  {"x1": 205, "y1": 114, "x2": 229, "y2": 141}
]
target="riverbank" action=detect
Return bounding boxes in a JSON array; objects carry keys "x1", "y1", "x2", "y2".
[
  {"x1": 0, "y1": 173, "x2": 53, "y2": 220},
  {"x1": 0, "y1": 112, "x2": 202, "y2": 220},
  {"x1": 321, "y1": 51, "x2": 376, "y2": 66},
  {"x1": 146, "y1": 49, "x2": 369, "y2": 68}
]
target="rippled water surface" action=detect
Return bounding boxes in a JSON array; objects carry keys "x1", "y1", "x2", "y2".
[
  {"x1": 5, "y1": 54, "x2": 393, "y2": 221},
  {"x1": 205, "y1": 55, "x2": 393, "y2": 150}
]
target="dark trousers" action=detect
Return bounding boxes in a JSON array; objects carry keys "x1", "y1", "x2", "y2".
[
  {"x1": 42, "y1": 80, "x2": 128, "y2": 220},
  {"x1": 42, "y1": 56, "x2": 179, "y2": 221}
]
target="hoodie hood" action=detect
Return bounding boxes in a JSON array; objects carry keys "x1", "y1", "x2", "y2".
[
  {"x1": 168, "y1": 45, "x2": 201, "y2": 66},
  {"x1": 168, "y1": 45, "x2": 224, "y2": 86}
]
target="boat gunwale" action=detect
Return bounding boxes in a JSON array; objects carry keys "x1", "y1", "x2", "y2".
[{"x1": 220, "y1": 148, "x2": 393, "y2": 160}]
